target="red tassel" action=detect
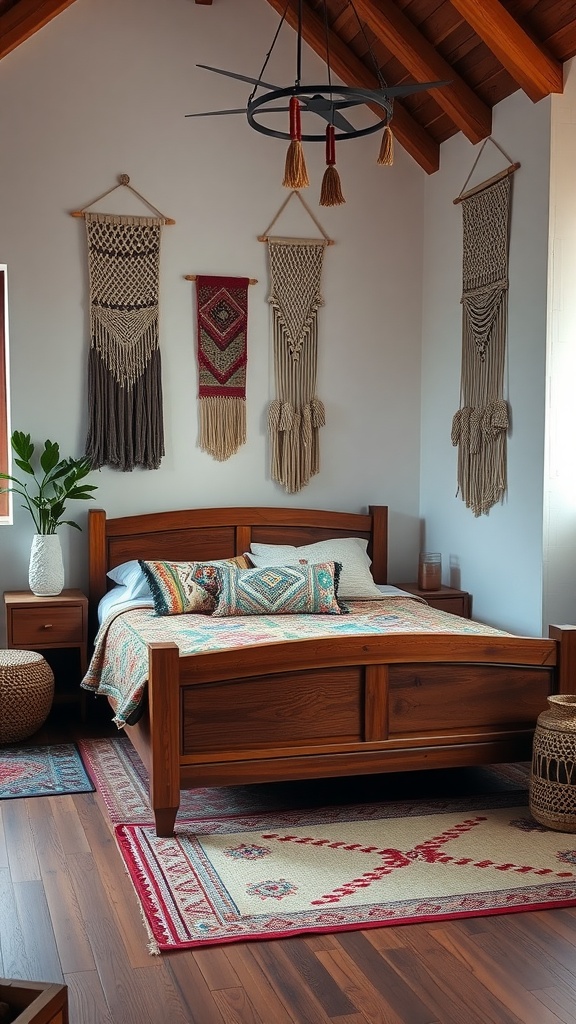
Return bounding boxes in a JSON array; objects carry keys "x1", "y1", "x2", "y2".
[
  {"x1": 325, "y1": 123, "x2": 336, "y2": 165},
  {"x1": 283, "y1": 96, "x2": 309, "y2": 189},
  {"x1": 320, "y1": 125, "x2": 345, "y2": 206},
  {"x1": 289, "y1": 95, "x2": 301, "y2": 141}
]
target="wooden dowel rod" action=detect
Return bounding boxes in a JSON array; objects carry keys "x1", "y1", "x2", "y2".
[
  {"x1": 70, "y1": 210, "x2": 176, "y2": 224},
  {"x1": 257, "y1": 235, "x2": 335, "y2": 245},
  {"x1": 184, "y1": 275, "x2": 258, "y2": 284},
  {"x1": 453, "y1": 162, "x2": 520, "y2": 205}
]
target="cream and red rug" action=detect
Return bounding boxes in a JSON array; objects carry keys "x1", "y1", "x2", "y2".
[{"x1": 80, "y1": 738, "x2": 576, "y2": 953}]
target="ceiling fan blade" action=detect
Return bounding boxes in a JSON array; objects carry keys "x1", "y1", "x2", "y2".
[
  {"x1": 186, "y1": 108, "x2": 250, "y2": 117},
  {"x1": 299, "y1": 96, "x2": 355, "y2": 132},
  {"x1": 197, "y1": 64, "x2": 280, "y2": 93},
  {"x1": 186, "y1": 106, "x2": 290, "y2": 118}
]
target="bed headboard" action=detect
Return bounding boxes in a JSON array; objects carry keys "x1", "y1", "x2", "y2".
[{"x1": 87, "y1": 504, "x2": 388, "y2": 638}]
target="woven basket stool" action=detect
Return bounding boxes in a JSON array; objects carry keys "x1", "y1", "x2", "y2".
[{"x1": 0, "y1": 650, "x2": 55, "y2": 745}]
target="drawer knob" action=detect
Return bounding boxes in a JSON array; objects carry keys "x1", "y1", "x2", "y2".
[{"x1": 42, "y1": 623, "x2": 53, "y2": 630}]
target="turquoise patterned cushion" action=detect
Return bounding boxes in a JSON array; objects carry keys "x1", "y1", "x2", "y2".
[
  {"x1": 212, "y1": 561, "x2": 347, "y2": 616},
  {"x1": 139, "y1": 556, "x2": 249, "y2": 616}
]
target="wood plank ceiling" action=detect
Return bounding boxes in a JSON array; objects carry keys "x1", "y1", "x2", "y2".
[{"x1": 1, "y1": 0, "x2": 575, "y2": 173}]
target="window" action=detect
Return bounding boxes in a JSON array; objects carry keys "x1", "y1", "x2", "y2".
[{"x1": 0, "y1": 266, "x2": 11, "y2": 521}]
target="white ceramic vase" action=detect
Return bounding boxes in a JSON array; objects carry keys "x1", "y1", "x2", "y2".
[{"x1": 28, "y1": 534, "x2": 65, "y2": 596}]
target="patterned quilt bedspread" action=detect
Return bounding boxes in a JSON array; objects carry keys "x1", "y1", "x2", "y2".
[{"x1": 81, "y1": 597, "x2": 511, "y2": 727}]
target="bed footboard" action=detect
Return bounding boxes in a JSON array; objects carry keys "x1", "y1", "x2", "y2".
[{"x1": 130, "y1": 625, "x2": 576, "y2": 837}]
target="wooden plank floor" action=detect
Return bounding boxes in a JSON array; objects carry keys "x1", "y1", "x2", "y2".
[{"x1": 2, "y1": 705, "x2": 576, "y2": 1024}]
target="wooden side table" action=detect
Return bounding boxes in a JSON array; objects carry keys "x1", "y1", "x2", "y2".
[
  {"x1": 4, "y1": 589, "x2": 88, "y2": 717},
  {"x1": 395, "y1": 583, "x2": 472, "y2": 619}
]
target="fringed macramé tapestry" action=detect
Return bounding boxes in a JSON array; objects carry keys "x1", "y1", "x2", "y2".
[
  {"x1": 451, "y1": 174, "x2": 512, "y2": 516},
  {"x1": 267, "y1": 238, "x2": 327, "y2": 494},
  {"x1": 195, "y1": 275, "x2": 249, "y2": 461},
  {"x1": 84, "y1": 212, "x2": 165, "y2": 471}
]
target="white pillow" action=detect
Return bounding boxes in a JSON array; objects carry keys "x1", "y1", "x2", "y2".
[
  {"x1": 98, "y1": 585, "x2": 154, "y2": 625},
  {"x1": 249, "y1": 537, "x2": 383, "y2": 599},
  {"x1": 107, "y1": 559, "x2": 152, "y2": 599}
]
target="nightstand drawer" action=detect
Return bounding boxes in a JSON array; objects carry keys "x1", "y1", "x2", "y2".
[
  {"x1": 424, "y1": 595, "x2": 468, "y2": 616},
  {"x1": 395, "y1": 583, "x2": 471, "y2": 619},
  {"x1": 9, "y1": 605, "x2": 84, "y2": 646}
]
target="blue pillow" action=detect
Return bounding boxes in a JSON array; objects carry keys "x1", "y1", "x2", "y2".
[{"x1": 212, "y1": 561, "x2": 347, "y2": 616}]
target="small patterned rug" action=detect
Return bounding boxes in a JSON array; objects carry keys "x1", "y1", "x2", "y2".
[
  {"x1": 116, "y1": 794, "x2": 576, "y2": 952},
  {"x1": 0, "y1": 743, "x2": 95, "y2": 799}
]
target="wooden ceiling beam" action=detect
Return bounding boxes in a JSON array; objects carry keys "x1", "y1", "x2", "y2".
[
  {"x1": 353, "y1": 0, "x2": 491, "y2": 143},
  {"x1": 0, "y1": 0, "x2": 78, "y2": 60},
  {"x1": 547, "y1": 20, "x2": 576, "y2": 63},
  {"x1": 263, "y1": 0, "x2": 440, "y2": 174},
  {"x1": 449, "y1": 0, "x2": 563, "y2": 102}
]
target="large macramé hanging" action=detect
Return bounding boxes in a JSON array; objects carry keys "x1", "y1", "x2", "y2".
[
  {"x1": 74, "y1": 176, "x2": 172, "y2": 472},
  {"x1": 267, "y1": 238, "x2": 327, "y2": 493},
  {"x1": 84, "y1": 212, "x2": 164, "y2": 471},
  {"x1": 451, "y1": 167, "x2": 515, "y2": 517}
]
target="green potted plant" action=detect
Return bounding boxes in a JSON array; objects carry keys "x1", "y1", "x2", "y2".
[{"x1": 0, "y1": 430, "x2": 97, "y2": 596}]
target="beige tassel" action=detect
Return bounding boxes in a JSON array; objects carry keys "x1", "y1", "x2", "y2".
[
  {"x1": 283, "y1": 97, "x2": 309, "y2": 189},
  {"x1": 377, "y1": 125, "x2": 394, "y2": 166},
  {"x1": 320, "y1": 125, "x2": 345, "y2": 207},
  {"x1": 320, "y1": 165, "x2": 345, "y2": 207}
]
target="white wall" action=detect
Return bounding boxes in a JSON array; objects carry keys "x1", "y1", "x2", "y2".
[
  {"x1": 543, "y1": 59, "x2": 576, "y2": 630},
  {"x1": 420, "y1": 91, "x2": 552, "y2": 636},
  {"x1": 0, "y1": 0, "x2": 425, "y2": 634}
]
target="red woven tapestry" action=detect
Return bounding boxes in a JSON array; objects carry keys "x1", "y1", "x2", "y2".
[{"x1": 196, "y1": 275, "x2": 249, "y2": 461}]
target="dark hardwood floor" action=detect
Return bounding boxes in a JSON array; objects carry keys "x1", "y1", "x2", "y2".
[{"x1": 3, "y1": 702, "x2": 576, "y2": 1024}]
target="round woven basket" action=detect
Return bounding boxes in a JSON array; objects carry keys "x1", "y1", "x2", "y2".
[
  {"x1": 530, "y1": 694, "x2": 576, "y2": 832},
  {"x1": 0, "y1": 649, "x2": 55, "y2": 744}
]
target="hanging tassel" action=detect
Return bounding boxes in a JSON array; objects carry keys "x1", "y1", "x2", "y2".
[
  {"x1": 377, "y1": 124, "x2": 394, "y2": 166},
  {"x1": 283, "y1": 96, "x2": 309, "y2": 189},
  {"x1": 320, "y1": 124, "x2": 345, "y2": 207}
]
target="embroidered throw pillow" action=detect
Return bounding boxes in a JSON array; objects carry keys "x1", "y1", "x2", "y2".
[
  {"x1": 248, "y1": 537, "x2": 383, "y2": 599},
  {"x1": 139, "y1": 556, "x2": 249, "y2": 616},
  {"x1": 212, "y1": 561, "x2": 347, "y2": 617}
]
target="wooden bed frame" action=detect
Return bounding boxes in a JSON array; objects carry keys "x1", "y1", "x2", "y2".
[{"x1": 88, "y1": 504, "x2": 576, "y2": 836}]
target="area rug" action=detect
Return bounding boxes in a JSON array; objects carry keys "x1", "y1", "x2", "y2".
[
  {"x1": 115, "y1": 794, "x2": 576, "y2": 951},
  {"x1": 78, "y1": 735, "x2": 530, "y2": 824},
  {"x1": 0, "y1": 743, "x2": 94, "y2": 799}
]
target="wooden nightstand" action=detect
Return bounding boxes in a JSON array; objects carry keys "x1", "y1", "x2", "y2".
[
  {"x1": 396, "y1": 583, "x2": 472, "y2": 618},
  {"x1": 4, "y1": 588, "x2": 88, "y2": 716}
]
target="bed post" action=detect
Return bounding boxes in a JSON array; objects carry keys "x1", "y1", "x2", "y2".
[
  {"x1": 88, "y1": 508, "x2": 107, "y2": 643},
  {"x1": 549, "y1": 624, "x2": 576, "y2": 694},
  {"x1": 368, "y1": 505, "x2": 388, "y2": 584},
  {"x1": 148, "y1": 642, "x2": 181, "y2": 837}
]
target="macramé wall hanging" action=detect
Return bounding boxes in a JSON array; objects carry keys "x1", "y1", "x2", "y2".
[
  {"x1": 185, "y1": 274, "x2": 256, "y2": 462},
  {"x1": 72, "y1": 174, "x2": 175, "y2": 472},
  {"x1": 258, "y1": 191, "x2": 334, "y2": 494},
  {"x1": 451, "y1": 141, "x2": 520, "y2": 517}
]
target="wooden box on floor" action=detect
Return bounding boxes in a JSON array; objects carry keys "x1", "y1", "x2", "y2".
[{"x1": 0, "y1": 979, "x2": 68, "y2": 1024}]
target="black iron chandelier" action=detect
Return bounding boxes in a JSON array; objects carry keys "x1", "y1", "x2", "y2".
[{"x1": 187, "y1": 0, "x2": 446, "y2": 206}]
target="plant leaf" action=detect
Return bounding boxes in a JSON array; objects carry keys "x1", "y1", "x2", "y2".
[
  {"x1": 40, "y1": 440, "x2": 60, "y2": 475},
  {"x1": 11, "y1": 431, "x2": 34, "y2": 462},
  {"x1": 13, "y1": 458, "x2": 35, "y2": 476}
]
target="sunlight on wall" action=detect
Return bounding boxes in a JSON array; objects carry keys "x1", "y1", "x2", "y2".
[{"x1": 543, "y1": 58, "x2": 576, "y2": 629}]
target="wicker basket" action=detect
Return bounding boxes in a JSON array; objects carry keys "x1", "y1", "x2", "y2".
[
  {"x1": 0, "y1": 650, "x2": 54, "y2": 745},
  {"x1": 530, "y1": 694, "x2": 576, "y2": 832}
]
